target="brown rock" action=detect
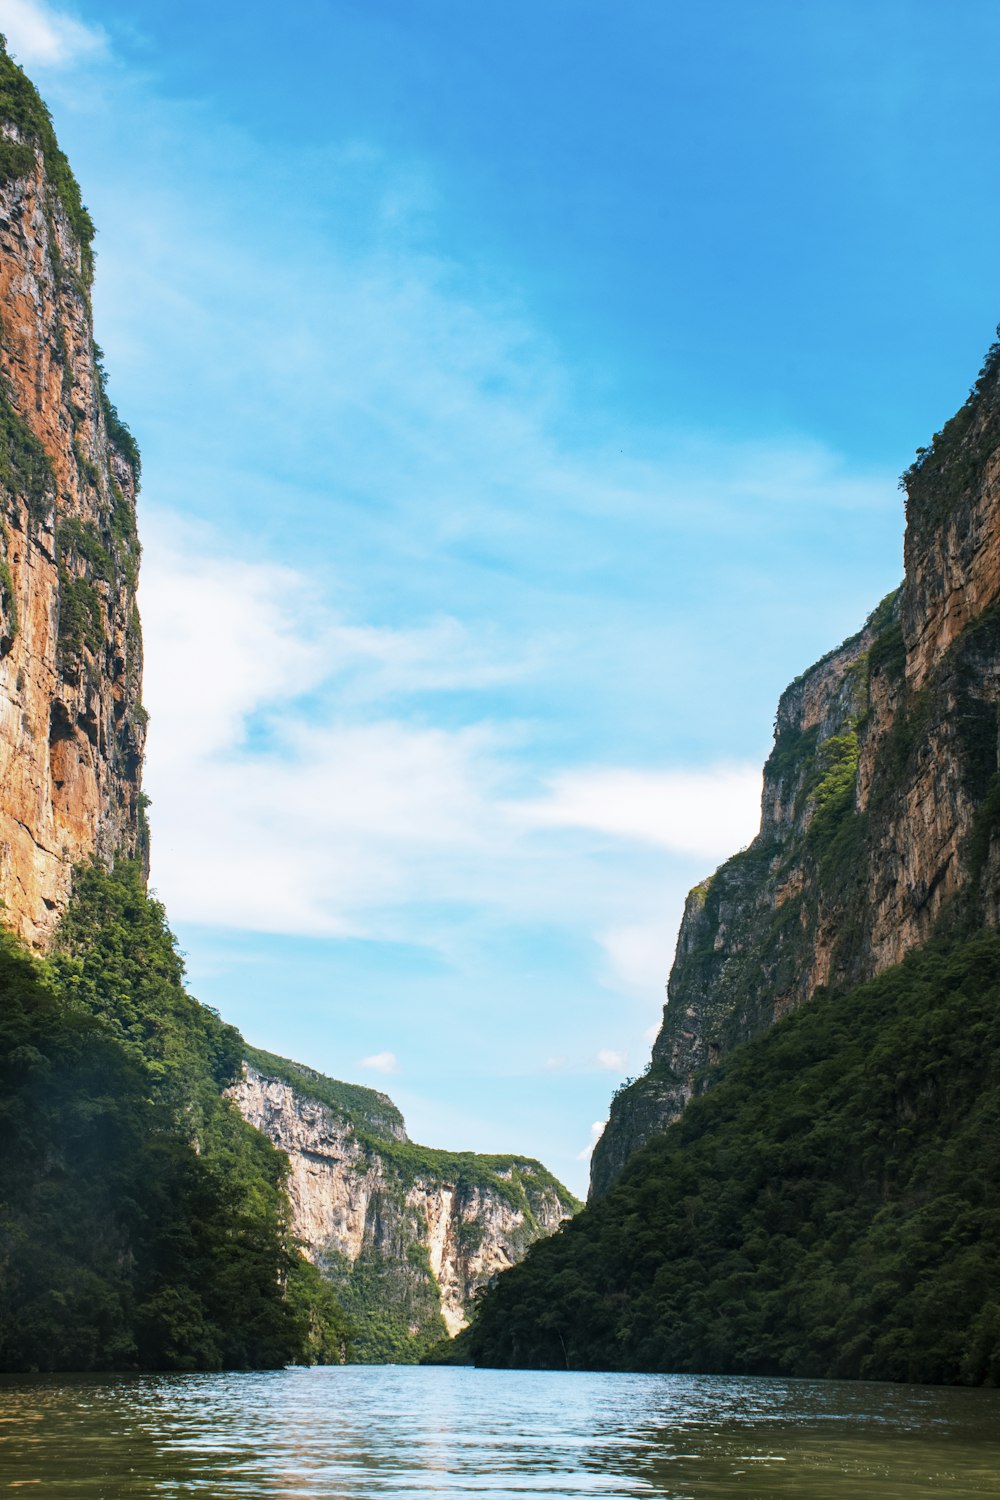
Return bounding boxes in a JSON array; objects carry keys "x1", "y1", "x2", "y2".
[
  {"x1": 592, "y1": 346, "x2": 1000, "y2": 1198},
  {"x1": 0, "y1": 129, "x2": 144, "y2": 948}
]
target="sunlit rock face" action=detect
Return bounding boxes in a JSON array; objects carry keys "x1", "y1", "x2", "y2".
[
  {"x1": 592, "y1": 352, "x2": 1000, "y2": 1199},
  {"x1": 232, "y1": 1061, "x2": 576, "y2": 1342},
  {"x1": 0, "y1": 101, "x2": 145, "y2": 948}
]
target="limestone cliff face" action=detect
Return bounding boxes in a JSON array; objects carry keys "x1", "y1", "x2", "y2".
[
  {"x1": 592, "y1": 340, "x2": 1000, "y2": 1198},
  {"x1": 231, "y1": 1055, "x2": 578, "y2": 1356},
  {"x1": 0, "y1": 55, "x2": 145, "y2": 948}
]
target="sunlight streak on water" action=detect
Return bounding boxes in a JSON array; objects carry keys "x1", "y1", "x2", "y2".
[{"x1": 1, "y1": 1366, "x2": 999, "y2": 1497}]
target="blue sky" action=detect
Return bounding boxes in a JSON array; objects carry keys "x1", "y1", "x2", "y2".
[{"x1": 6, "y1": 0, "x2": 1000, "y2": 1195}]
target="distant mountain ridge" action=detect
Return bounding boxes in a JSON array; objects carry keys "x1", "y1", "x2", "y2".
[{"x1": 233, "y1": 1050, "x2": 579, "y2": 1362}]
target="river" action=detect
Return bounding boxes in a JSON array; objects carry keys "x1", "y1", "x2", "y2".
[{"x1": 1, "y1": 1365, "x2": 999, "y2": 1497}]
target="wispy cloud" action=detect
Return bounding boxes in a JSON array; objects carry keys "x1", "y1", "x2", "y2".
[
  {"x1": 598, "y1": 922, "x2": 675, "y2": 998},
  {"x1": 515, "y1": 765, "x2": 762, "y2": 859},
  {"x1": 596, "y1": 1048, "x2": 627, "y2": 1072},
  {"x1": 359, "y1": 1051, "x2": 398, "y2": 1075},
  {"x1": 0, "y1": 0, "x2": 105, "y2": 68},
  {"x1": 140, "y1": 512, "x2": 763, "y2": 974},
  {"x1": 27, "y1": 6, "x2": 910, "y2": 1194},
  {"x1": 577, "y1": 1120, "x2": 607, "y2": 1161}
]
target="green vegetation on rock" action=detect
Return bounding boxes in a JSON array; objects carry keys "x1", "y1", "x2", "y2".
[
  {"x1": 252, "y1": 1045, "x2": 579, "y2": 1218},
  {"x1": 0, "y1": 37, "x2": 95, "y2": 276},
  {"x1": 58, "y1": 517, "x2": 113, "y2": 582},
  {"x1": 322, "y1": 1246, "x2": 448, "y2": 1364},
  {"x1": 462, "y1": 933, "x2": 1000, "y2": 1384},
  {"x1": 246, "y1": 1047, "x2": 580, "y2": 1363},
  {"x1": 0, "y1": 862, "x2": 351, "y2": 1372},
  {"x1": 902, "y1": 327, "x2": 1000, "y2": 535},
  {"x1": 0, "y1": 380, "x2": 55, "y2": 521},
  {"x1": 94, "y1": 344, "x2": 141, "y2": 483},
  {"x1": 0, "y1": 555, "x2": 16, "y2": 645},
  {"x1": 56, "y1": 566, "x2": 104, "y2": 663},
  {"x1": 245, "y1": 1045, "x2": 406, "y2": 1142}
]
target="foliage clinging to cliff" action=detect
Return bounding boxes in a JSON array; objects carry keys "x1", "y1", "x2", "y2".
[
  {"x1": 463, "y1": 933, "x2": 1000, "y2": 1384},
  {"x1": 0, "y1": 37, "x2": 95, "y2": 275},
  {"x1": 0, "y1": 380, "x2": 55, "y2": 521},
  {"x1": 248, "y1": 1045, "x2": 580, "y2": 1213},
  {"x1": 902, "y1": 326, "x2": 1000, "y2": 536},
  {"x1": 245, "y1": 1044, "x2": 406, "y2": 1142},
  {"x1": 0, "y1": 863, "x2": 351, "y2": 1372},
  {"x1": 94, "y1": 344, "x2": 141, "y2": 483}
]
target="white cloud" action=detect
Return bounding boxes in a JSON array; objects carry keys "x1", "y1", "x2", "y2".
[
  {"x1": 596, "y1": 1048, "x2": 627, "y2": 1072},
  {"x1": 543, "y1": 1055, "x2": 567, "y2": 1072},
  {"x1": 360, "y1": 1051, "x2": 398, "y2": 1075},
  {"x1": 140, "y1": 511, "x2": 531, "y2": 935},
  {"x1": 0, "y1": 0, "x2": 105, "y2": 67},
  {"x1": 140, "y1": 509, "x2": 765, "y2": 984},
  {"x1": 598, "y1": 921, "x2": 672, "y2": 997},
  {"x1": 577, "y1": 1120, "x2": 606, "y2": 1161},
  {"x1": 515, "y1": 765, "x2": 762, "y2": 860},
  {"x1": 138, "y1": 510, "x2": 527, "y2": 769}
]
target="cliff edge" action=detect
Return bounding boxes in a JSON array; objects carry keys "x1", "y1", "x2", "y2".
[
  {"x1": 593, "y1": 335, "x2": 1000, "y2": 1196},
  {"x1": 232, "y1": 1049, "x2": 580, "y2": 1361},
  {"x1": 0, "y1": 48, "x2": 145, "y2": 949}
]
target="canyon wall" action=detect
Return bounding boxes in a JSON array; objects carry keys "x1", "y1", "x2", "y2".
[
  {"x1": 0, "y1": 62, "x2": 145, "y2": 948},
  {"x1": 232, "y1": 1051, "x2": 578, "y2": 1358},
  {"x1": 592, "y1": 340, "x2": 1000, "y2": 1197}
]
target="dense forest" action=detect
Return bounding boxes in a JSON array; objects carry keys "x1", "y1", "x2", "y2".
[
  {"x1": 457, "y1": 932, "x2": 1000, "y2": 1384},
  {"x1": 0, "y1": 862, "x2": 350, "y2": 1371}
]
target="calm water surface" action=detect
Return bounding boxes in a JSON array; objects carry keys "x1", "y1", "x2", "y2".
[{"x1": 1, "y1": 1365, "x2": 999, "y2": 1498}]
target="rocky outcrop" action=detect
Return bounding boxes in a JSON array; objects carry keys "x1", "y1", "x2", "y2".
[
  {"x1": 0, "y1": 53, "x2": 145, "y2": 948},
  {"x1": 592, "y1": 338, "x2": 1000, "y2": 1198},
  {"x1": 231, "y1": 1052, "x2": 578, "y2": 1357}
]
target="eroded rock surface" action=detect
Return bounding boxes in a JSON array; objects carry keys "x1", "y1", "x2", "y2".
[
  {"x1": 0, "y1": 110, "x2": 144, "y2": 947},
  {"x1": 232, "y1": 1060, "x2": 577, "y2": 1349},
  {"x1": 592, "y1": 347, "x2": 1000, "y2": 1198}
]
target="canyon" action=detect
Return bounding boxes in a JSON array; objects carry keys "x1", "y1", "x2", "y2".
[{"x1": 0, "y1": 44, "x2": 575, "y2": 1367}]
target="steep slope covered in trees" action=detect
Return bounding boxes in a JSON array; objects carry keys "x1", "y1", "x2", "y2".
[
  {"x1": 233, "y1": 1054, "x2": 579, "y2": 1362},
  {"x1": 0, "y1": 863, "x2": 349, "y2": 1370},
  {"x1": 460, "y1": 332, "x2": 1000, "y2": 1381},
  {"x1": 592, "y1": 336, "x2": 1000, "y2": 1196},
  {"x1": 462, "y1": 933, "x2": 1000, "y2": 1381},
  {"x1": 0, "y1": 45, "x2": 576, "y2": 1371}
]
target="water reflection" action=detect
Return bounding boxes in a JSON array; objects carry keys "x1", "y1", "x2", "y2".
[{"x1": 0, "y1": 1366, "x2": 998, "y2": 1497}]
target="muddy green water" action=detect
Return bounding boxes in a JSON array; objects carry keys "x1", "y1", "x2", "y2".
[{"x1": 1, "y1": 1366, "x2": 999, "y2": 1498}]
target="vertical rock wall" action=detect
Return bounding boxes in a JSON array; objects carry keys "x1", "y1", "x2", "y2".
[
  {"x1": 232, "y1": 1060, "x2": 578, "y2": 1352},
  {"x1": 592, "y1": 346, "x2": 1000, "y2": 1197},
  {"x1": 0, "y1": 58, "x2": 145, "y2": 948}
]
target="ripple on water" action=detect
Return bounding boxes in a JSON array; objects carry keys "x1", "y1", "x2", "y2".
[{"x1": 1, "y1": 1366, "x2": 1000, "y2": 1498}]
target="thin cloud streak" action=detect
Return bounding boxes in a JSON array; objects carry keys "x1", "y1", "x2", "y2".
[
  {"x1": 515, "y1": 765, "x2": 763, "y2": 859},
  {"x1": 359, "y1": 1052, "x2": 398, "y2": 1075},
  {"x1": 139, "y1": 510, "x2": 760, "y2": 1002},
  {"x1": 0, "y1": 0, "x2": 105, "y2": 67}
]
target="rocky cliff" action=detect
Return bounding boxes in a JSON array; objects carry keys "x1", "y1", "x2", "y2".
[
  {"x1": 0, "y1": 53, "x2": 145, "y2": 949},
  {"x1": 592, "y1": 334, "x2": 1000, "y2": 1197},
  {"x1": 0, "y1": 46, "x2": 584, "y2": 1377},
  {"x1": 232, "y1": 1049, "x2": 579, "y2": 1360}
]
